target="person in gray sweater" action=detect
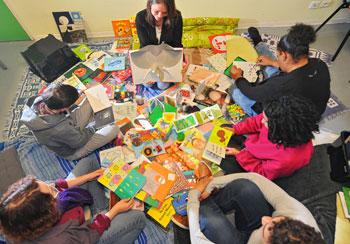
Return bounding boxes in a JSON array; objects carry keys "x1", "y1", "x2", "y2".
[
  {"x1": 20, "y1": 84, "x2": 119, "y2": 160},
  {"x1": 187, "y1": 173, "x2": 324, "y2": 244}
]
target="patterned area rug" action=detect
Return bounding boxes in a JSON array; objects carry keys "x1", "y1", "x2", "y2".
[{"x1": 2, "y1": 36, "x2": 348, "y2": 140}]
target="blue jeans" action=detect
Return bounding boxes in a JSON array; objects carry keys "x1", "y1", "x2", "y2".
[
  {"x1": 143, "y1": 81, "x2": 171, "y2": 90},
  {"x1": 199, "y1": 179, "x2": 273, "y2": 244},
  {"x1": 68, "y1": 157, "x2": 147, "y2": 244},
  {"x1": 232, "y1": 42, "x2": 279, "y2": 116}
]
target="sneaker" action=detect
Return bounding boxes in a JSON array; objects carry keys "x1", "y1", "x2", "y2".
[
  {"x1": 172, "y1": 214, "x2": 189, "y2": 229},
  {"x1": 248, "y1": 27, "x2": 262, "y2": 46}
]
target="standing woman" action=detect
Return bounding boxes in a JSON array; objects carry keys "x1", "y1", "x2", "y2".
[{"x1": 136, "y1": 0, "x2": 183, "y2": 48}]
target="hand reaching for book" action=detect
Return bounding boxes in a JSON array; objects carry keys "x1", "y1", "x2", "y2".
[
  {"x1": 106, "y1": 199, "x2": 135, "y2": 220},
  {"x1": 230, "y1": 65, "x2": 243, "y2": 80}
]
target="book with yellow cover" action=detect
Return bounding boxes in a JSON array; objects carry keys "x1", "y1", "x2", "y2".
[{"x1": 147, "y1": 197, "x2": 175, "y2": 228}]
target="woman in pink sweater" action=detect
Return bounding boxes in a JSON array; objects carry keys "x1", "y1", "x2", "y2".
[{"x1": 221, "y1": 96, "x2": 320, "y2": 180}]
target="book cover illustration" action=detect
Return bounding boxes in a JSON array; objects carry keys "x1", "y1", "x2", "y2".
[
  {"x1": 99, "y1": 146, "x2": 136, "y2": 168},
  {"x1": 230, "y1": 61, "x2": 260, "y2": 83},
  {"x1": 89, "y1": 69, "x2": 109, "y2": 83},
  {"x1": 110, "y1": 38, "x2": 132, "y2": 52},
  {"x1": 72, "y1": 44, "x2": 92, "y2": 61},
  {"x1": 194, "y1": 87, "x2": 228, "y2": 107},
  {"x1": 147, "y1": 197, "x2": 175, "y2": 228},
  {"x1": 113, "y1": 102, "x2": 138, "y2": 121},
  {"x1": 172, "y1": 191, "x2": 189, "y2": 216},
  {"x1": 83, "y1": 51, "x2": 111, "y2": 71},
  {"x1": 101, "y1": 83, "x2": 115, "y2": 99},
  {"x1": 64, "y1": 63, "x2": 93, "y2": 82},
  {"x1": 62, "y1": 75, "x2": 86, "y2": 93},
  {"x1": 130, "y1": 129, "x2": 166, "y2": 158},
  {"x1": 173, "y1": 114, "x2": 198, "y2": 133},
  {"x1": 180, "y1": 128, "x2": 206, "y2": 159},
  {"x1": 98, "y1": 161, "x2": 146, "y2": 199},
  {"x1": 162, "y1": 160, "x2": 190, "y2": 195},
  {"x1": 52, "y1": 11, "x2": 87, "y2": 43},
  {"x1": 104, "y1": 56, "x2": 126, "y2": 72},
  {"x1": 203, "y1": 125, "x2": 233, "y2": 160},
  {"x1": 85, "y1": 84, "x2": 111, "y2": 112},
  {"x1": 111, "y1": 20, "x2": 132, "y2": 38},
  {"x1": 109, "y1": 68, "x2": 132, "y2": 82}
]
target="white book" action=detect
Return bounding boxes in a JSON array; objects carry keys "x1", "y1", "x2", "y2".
[{"x1": 85, "y1": 84, "x2": 111, "y2": 113}]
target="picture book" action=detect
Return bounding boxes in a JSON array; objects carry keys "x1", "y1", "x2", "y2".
[
  {"x1": 163, "y1": 144, "x2": 201, "y2": 171},
  {"x1": 111, "y1": 20, "x2": 132, "y2": 38},
  {"x1": 162, "y1": 160, "x2": 190, "y2": 195},
  {"x1": 185, "y1": 64, "x2": 209, "y2": 77},
  {"x1": 109, "y1": 68, "x2": 132, "y2": 82},
  {"x1": 180, "y1": 128, "x2": 206, "y2": 159},
  {"x1": 72, "y1": 44, "x2": 92, "y2": 61},
  {"x1": 104, "y1": 56, "x2": 126, "y2": 72},
  {"x1": 226, "y1": 35, "x2": 258, "y2": 65},
  {"x1": 203, "y1": 125, "x2": 233, "y2": 160},
  {"x1": 89, "y1": 69, "x2": 109, "y2": 83},
  {"x1": 114, "y1": 91, "x2": 134, "y2": 103},
  {"x1": 52, "y1": 11, "x2": 87, "y2": 43},
  {"x1": 101, "y1": 83, "x2": 115, "y2": 99},
  {"x1": 173, "y1": 114, "x2": 198, "y2": 133},
  {"x1": 207, "y1": 53, "x2": 227, "y2": 73},
  {"x1": 130, "y1": 129, "x2": 166, "y2": 158},
  {"x1": 83, "y1": 51, "x2": 111, "y2": 71},
  {"x1": 231, "y1": 61, "x2": 260, "y2": 83},
  {"x1": 189, "y1": 66, "x2": 221, "y2": 86},
  {"x1": 154, "y1": 118, "x2": 173, "y2": 140},
  {"x1": 98, "y1": 161, "x2": 146, "y2": 199},
  {"x1": 99, "y1": 146, "x2": 136, "y2": 168},
  {"x1": 202, "y1": 150, "x2": 222, "y2": 165},
  {"x1": 112, "y1": 102, "x2": 138, "y2": 121},
  {"x1": 64, "y1": 63, "x2": 93, "y2": 81},
  {"x1": 172, "y1": 191, "x2": 189, "y2": 216},
  {"x1": 94, "y1": 106, "x2": 115, "y2": 129},
  {"x1": 85, "y1": 84, "x2": 111, "y2": 112},
  {"x1": 115, "y1": 117, "x2": 135, "y2": 135},
  {"x1": 62, "y1": 75, "x2": 86, "y2": 93},
  {"x1": 147, "y1": 197, "x2": 175, "y2": 228},
  {"x1": 110, "y1": 38, "x2": 132, "y2": 52},
  {"x1": 194, "y1": 87, "x2": 228, "y2": 107},
  {"x1": 194, "y1": 104, "x2": 223, "y2": 124},
  {"x1": 208, "y1": 33, "x2": 233, "y2": 53},
  {"x1": 135, "y1": 190, "x2": 162, "y2": 208}
]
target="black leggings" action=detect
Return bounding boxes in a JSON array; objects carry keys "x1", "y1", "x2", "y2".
[{"x1": 220, "y1": 135, "x2": 247, "y2": 175}]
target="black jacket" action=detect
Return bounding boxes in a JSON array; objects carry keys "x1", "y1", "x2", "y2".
[
  {"x1": 236, "y1": 58, "x2": 331, "y2": 116},
  {"x1": 136, "y1": 9, "x2": 183, "y2": 48}
]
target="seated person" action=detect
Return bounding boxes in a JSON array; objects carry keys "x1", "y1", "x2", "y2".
[
  {"x1": 20, "y1": 84, "x2": 119, "y2": 160},
  {"x1": 230, "y1": 23, "x2": 330, "y2": 117},
  {"x1": 136, "y1": 0, "x2": 183, "y2": 90},
  {"x1": 0, "y1": 157, "x2": 146, "y2": 243},
  {"x1": 220, "y1": 95, "x2": 320, "y2": 180},
  {"x1": 188, "y1": 173, "x2": 324, "y2": 244}
]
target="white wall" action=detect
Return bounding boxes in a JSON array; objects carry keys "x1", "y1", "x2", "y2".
[{"x1": 4, "y1": 0, "x2": 350, "y2": 40}]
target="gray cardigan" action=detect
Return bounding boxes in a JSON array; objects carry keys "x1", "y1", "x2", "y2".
[{"x1": 187, "y1": 173, "x2": 321, "y2": 244}]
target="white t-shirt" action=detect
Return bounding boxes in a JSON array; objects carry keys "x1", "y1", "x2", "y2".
[{"x1": 155, "y1": 26, "x2": 162, "y2": 44}]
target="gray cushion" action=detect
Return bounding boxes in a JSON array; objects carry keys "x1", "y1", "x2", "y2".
[{"x1": 0, "y1": 147, "x2": 25, "y2": 195}]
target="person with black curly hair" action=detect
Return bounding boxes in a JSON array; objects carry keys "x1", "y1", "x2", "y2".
[
  {"x1": 220, "y1": 95, "x2": 320, "y2": 180},
  {"x1": 230, "y1": 23, "x2": 330, "y2": 117}
]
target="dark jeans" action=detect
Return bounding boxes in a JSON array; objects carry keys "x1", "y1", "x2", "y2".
[
  {"x1": 220, "y1": 135, "x2": 247, "y2": 175},
  {"x1": 199, "y1": 179, "x2": 273, "y2": 244}
]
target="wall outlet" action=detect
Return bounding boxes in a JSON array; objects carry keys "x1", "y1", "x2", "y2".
[
  {"x1": 309, "y1": 0, "x2": 321, "y2": 9},
  {"x1": 319, "y1": 0, "x2": 332, "y2": 8}
]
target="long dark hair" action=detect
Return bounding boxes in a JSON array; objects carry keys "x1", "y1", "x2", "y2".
[
  {"x1": 0, "y1": 176, "x2": 60, "y2": 241},
  {"x1": 145, "y1": 0, "x2": 179, "y2": 27},
  {"x1": 264, "y1": 96, "x2": 320, "y2": 147},
  {"x1": 277, "y1": 23, "x2": 316, "y2": 61}
]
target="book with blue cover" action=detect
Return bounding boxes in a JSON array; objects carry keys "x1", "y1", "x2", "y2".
[{"x1": 104, "y1": 56, "x2": 125, "y2": 71}]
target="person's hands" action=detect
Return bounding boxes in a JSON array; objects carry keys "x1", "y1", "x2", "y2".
[
  {"x1": 225, "y1": 147, "x2": 240, "y2": 156},
  {"x1": 230, "y1": 66, "x2": 243, "y2": 80},
  {"x1": 86, "y1": 168, "x2": 105, "y2": 181},
  {"x1": 221, "y1": 124, "x2": 235, "y2": 134},
  {"x1": 106, "y1": 198, "x2": 135, "y2": 220},
  {"x1": 114, "y1": 198, "x2": 135, "y2": 213},
  {"x1": 257, "y1": 55, "x2": 278, "y2": 67}
]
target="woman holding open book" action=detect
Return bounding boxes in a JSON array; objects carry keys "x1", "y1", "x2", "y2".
[{"x1": 0, "y1": 157, "x2": 146, "y2": 244}]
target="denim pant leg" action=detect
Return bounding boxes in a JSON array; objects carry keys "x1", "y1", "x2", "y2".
[
  {"x1": 66, "y1": 156, "x2": 108, "y2": 215},
  {"x1": 232, "y1": 87, "x2": 257, "y2": 116},
  {"x1": 199, "y1": 197, "x2": 243, "y2": 244},
  {"x1": 255, "y1": 42, "x2": 279, "y2": 79},
  {"x1": 156, "y1": 81, "x2": 171, "y2": 90},
  {"x1": 211, "y1": 179, "x2": 274, "y2": 232},
  {"x1": 98, "y1": 210, "x2": 147, "y2": 244}
]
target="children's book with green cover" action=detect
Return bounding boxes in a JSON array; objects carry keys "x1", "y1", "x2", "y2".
[
  {"x1": 342, "y1": 186, "x2": 350, "y2": 213},
  {"x1": 72, "y1": 44, "x2": 93, "y2": 61}
]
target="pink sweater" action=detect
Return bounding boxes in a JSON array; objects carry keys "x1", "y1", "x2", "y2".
[{"x1": 233, "y1": 113, "x2": 314, "y2": 180}]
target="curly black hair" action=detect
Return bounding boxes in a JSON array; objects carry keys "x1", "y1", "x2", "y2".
[
  {"x1": 277, "y1": 23, "x2": 316, "y2": 60},
  {"x1": 264, "y1": 96, "x2": 320, "y2": 147},
  {"x1": 269, "y1": 218, "x2": 325, "y2": 244}
]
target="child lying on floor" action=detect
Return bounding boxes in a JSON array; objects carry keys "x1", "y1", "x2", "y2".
[
  {"x1": 220, "y1": 95, "x2": 320, "y2": 180},
  {"x1": 0, "y1": 157, "x2": 146, "y2": 244}
]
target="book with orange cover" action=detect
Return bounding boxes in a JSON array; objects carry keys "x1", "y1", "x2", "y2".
[
  {"x1": 111, "y1": 20, "x2": 132, "y2": 38},
  {"x1": 142, "y1": 162, "x2": 177, "y2": 202}
]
